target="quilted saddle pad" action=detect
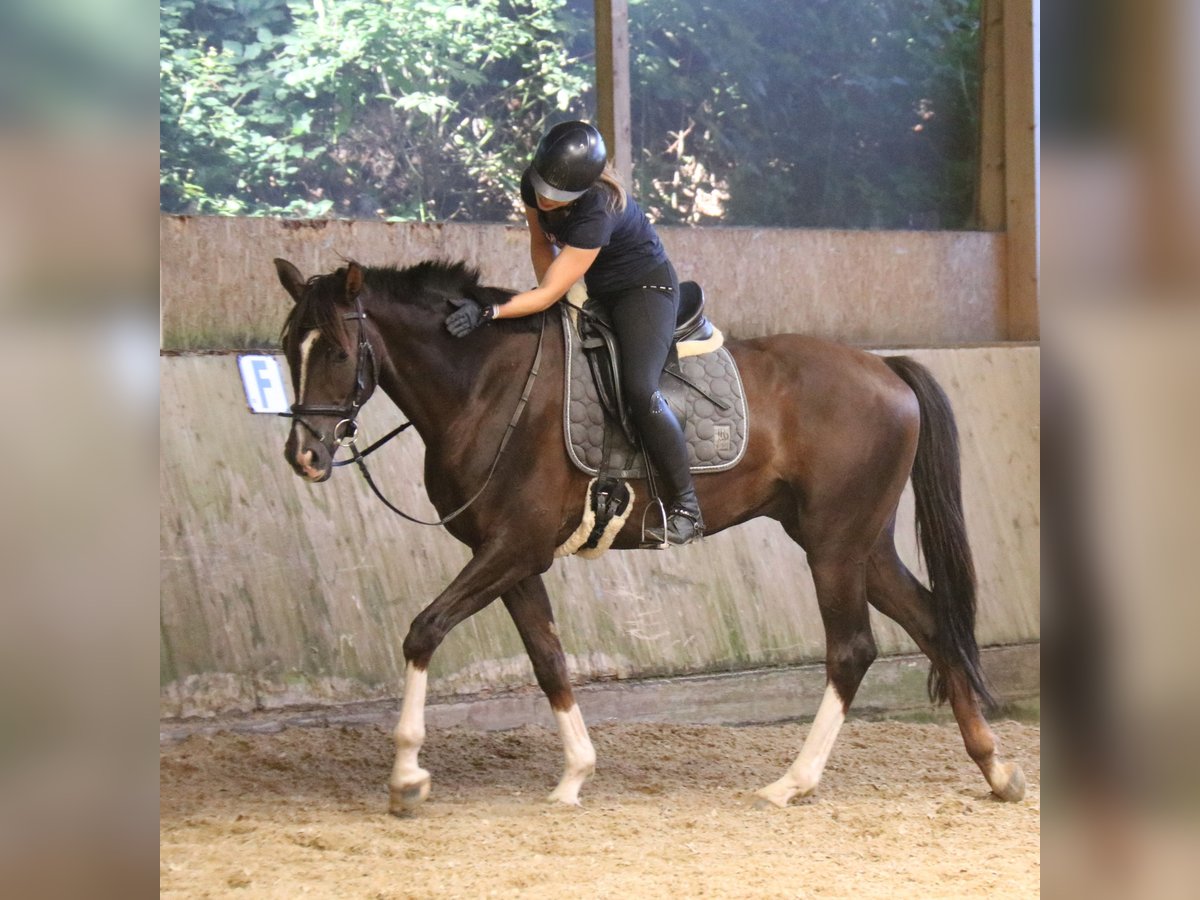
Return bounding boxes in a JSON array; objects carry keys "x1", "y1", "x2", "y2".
[{"x1": 561, "y1": 305, "x2": 749, "y2": 479}]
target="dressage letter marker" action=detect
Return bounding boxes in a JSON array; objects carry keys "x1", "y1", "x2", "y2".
[{"x1": 238, "y1": 355, "x2": 290, "y2": 414}]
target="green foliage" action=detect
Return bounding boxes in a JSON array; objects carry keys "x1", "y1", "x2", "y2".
[
  {"x1": 160, "y1": 0, "x2": 592, "y2": 219},
  {"x1": 161, "y1": 0, "x2": 983, "y2": 229},
  {"x1": 628, "y1": 0, "x2": 983, "y2": 228}
]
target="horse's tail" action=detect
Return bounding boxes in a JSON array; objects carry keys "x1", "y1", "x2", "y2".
[{"x1": 884, "y1": 355, "x2": 995, "y2": 709}]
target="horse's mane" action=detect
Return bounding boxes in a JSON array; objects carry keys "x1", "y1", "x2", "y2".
[
  {"x1": 366, "y1": 259, "x2": 485, "y2": 306},
  {"x1": 281, "y1": 259, "x2": 531, "y2": 350}
]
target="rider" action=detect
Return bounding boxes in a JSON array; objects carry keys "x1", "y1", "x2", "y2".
[{"x1": 445, "y1": 120, "x2": 703, "y2": 546}]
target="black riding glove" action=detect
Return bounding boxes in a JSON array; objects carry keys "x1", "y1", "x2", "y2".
[{"x1": 445, "y1": 298, "x2": 496, "y2": 337}]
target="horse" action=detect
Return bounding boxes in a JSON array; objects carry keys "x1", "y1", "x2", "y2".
[{"x1": 273, "y1": 256, "x2": 1026, "y2": 815}]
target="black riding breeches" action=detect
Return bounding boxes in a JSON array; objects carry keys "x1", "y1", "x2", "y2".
[{"x1": 595, "y1": 261, "x2": 693, "y2": 499}]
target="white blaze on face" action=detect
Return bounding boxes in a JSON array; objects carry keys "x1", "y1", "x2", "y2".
[{"x1": 297, "y1": 329, "x2": 321, "y2": 405}]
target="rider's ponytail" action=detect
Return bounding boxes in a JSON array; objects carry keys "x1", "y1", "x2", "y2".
[{"x1": 596, "y1": 164, "x2": 628, "y2": 214}]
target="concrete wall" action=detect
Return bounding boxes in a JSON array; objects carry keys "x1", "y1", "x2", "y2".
[
  {"x1": 160, "y1": 215, "x2": 1006, "y2": 348},
  {"x1": 160, "y1": 345, "x2": 1039, "y2": 718},
  {"x1": 160, "y1": 214, "x2": 1035, "y2": 719}
]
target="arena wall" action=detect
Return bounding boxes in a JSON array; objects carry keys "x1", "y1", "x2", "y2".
[
  {"x1": 160, "y1": 215, "x2": 1007, "y2": 349},
  {"x1": 160, "y1": 216, "x2": 1037, "y2": 718}
]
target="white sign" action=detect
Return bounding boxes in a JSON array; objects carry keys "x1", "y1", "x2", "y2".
[{"x1": 238, "y1": 355, "x2": 290, "y2": 414}]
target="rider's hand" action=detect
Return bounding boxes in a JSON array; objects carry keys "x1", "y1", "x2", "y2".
[{"x1": 445, "y1": 299, "x2": 496, "y2": 337}]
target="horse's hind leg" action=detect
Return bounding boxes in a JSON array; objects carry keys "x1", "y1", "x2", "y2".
[
  {"x1": 866, "y1": 534, "x2": 1026, "y2": 801},
  {"x1": 755, "y1": 557, "x2": 878, "y2": 807},
  {"x1": 502, "y1": 575, "x2": 596, "y2": 806}
]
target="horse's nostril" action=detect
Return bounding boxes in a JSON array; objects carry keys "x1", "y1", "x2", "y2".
[{"x1": 290, "y1": 444, "x2": 331, "y2": 481}]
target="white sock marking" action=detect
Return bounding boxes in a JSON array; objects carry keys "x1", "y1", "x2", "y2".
[
  {"x1": 390, "y1": 664, "x2": 429, "y2": 806},
  {"x1": 548, "y1": 704, "x2": 596, "y2": 806},
  {"x1": 755, "y1": 683, "x2": 847, "y2": 806}
]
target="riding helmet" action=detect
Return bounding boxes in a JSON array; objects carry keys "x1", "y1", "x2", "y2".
[{"x1": 528, "y1": 121, "x2": 607, "y2": 203}]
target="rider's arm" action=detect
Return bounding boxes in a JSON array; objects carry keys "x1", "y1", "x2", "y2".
[
  {"x1": 497, "y1": 244, "x2": 600, "y2": 319},
  {"x1": 526, "y1": 207, "x2": 557, "y2": 284}
]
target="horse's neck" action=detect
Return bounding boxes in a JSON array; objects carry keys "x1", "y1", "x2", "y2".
[{"x1": 377, "y1": 325, "x2": 536, "y2": 461}]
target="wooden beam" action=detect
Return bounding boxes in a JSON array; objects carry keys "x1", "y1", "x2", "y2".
[
  {"x1": 976, "y1": 0, "x2": 1007, "y2": 230},
  {"x1": 1003, "y1": 0, "x2": 1040, "y2": 339},
  {"x1": 594, "y1": 0, "x2": 633, "y2": 188}
]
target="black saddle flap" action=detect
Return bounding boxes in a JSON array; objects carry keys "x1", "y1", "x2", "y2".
[{"x1": 578, "y1": 304, "x2": 636, "y2": 445}]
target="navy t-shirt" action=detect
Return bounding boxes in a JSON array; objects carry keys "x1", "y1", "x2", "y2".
[{"x1": 521, "y1": 167, "x2": 668, "y2": 296}]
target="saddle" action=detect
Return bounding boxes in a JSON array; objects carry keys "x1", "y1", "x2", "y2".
[
  {"x1": 555, "y1": 285, "x2": 748, "y2": 559},
  {"x1": 577, "y1": 281, "x2": 716, "y2": 447}
]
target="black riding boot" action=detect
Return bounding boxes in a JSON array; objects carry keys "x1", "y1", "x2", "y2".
[
  {"x1": 633, "y1": 386, "x2": 705, "y2": 547},
  {"x1": 645, "y1": 485, "x2": 705, "y2": 546}
]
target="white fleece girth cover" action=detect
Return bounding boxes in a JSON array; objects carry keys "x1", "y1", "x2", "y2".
[{"x1": 554, "y1": 477, "x2": 636, "y2": 559}]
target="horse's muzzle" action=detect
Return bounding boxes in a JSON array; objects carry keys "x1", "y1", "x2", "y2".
[{"x1": 285, "y1": 430, "x2": 332, "y2": 482}]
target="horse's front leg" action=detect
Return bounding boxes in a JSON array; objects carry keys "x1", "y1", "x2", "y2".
[
  {"x1": 502, "y1": 575, "x2": 595, "y2": 806},
  {"x1": 389, "y1": 544, "x2": 535, "y2": 816},
  {"x1": 390, "y1": 662, "x2": 432, "y2": 813}
]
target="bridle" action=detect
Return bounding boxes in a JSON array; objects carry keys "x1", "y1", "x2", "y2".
[
  {"x1": 282, "y1": 292, "x2": 546, "y2": 527},
  {"x1": 286, "y1": 293, "x2": 382, "y2": 452}
]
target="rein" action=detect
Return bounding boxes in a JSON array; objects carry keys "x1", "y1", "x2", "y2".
[{"x1": 286, "y1": 304, "x2": 547, "y2": 527}]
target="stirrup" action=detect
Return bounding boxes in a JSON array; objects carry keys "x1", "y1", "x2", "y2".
[
  {"x1": 640, "y1": 497, "x2": 670, "y2": 549},
  {"x1": 643, "y1": 505, "x2": 704, "y2": 548}
]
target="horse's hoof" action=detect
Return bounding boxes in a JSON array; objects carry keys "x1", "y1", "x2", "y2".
[
  {"x1": 545, "y1": 791, "x2": 583, "y2": 808},
  {"x1": 751, "y1": 787, "x2": 790, "y2": 810},
  {"x1": 546, "y1": 780, "x2": 587, "y2": 807},
  {"x1": 990, "y1": 762, "x2": 1026, "y2": 803},
  {"x1": 389, "y1": 771, "x2": 431, "y2": 816}
]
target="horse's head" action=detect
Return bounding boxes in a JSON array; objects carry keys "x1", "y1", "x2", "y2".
[{"x1": 275, "y1": 258, "x2": 379, "y2": 482}]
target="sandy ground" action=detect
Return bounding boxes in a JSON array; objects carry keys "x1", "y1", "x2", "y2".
[{"x1": 160, "y1": 718, "x2": 1039, "y2": 899}]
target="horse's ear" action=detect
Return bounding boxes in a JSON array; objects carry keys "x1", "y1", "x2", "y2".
[
  {"x1": 274, "y1": 258, "x2": 306, "y2": 304},
  {"x1": 345, "y1": 261, "x2": 363, "y2": 298}
]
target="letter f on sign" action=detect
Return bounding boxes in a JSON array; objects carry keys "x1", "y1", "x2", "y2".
[{"x1": 237, "y1": 355, "x2": 289, "y2": 413}]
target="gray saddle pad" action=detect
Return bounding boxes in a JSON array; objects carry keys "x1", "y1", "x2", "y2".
[{"x1": 561, "y1": 305, "x2": 749, "y2": 478}]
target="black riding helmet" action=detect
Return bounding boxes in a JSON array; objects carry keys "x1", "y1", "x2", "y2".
[{"x1": 528, "y1": 121, "x2": 607, "y2": 203}]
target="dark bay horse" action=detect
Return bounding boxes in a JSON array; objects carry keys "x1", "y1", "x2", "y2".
[{"x1": 273, "y1": 257, "x2": 1026, "y2": 814}]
